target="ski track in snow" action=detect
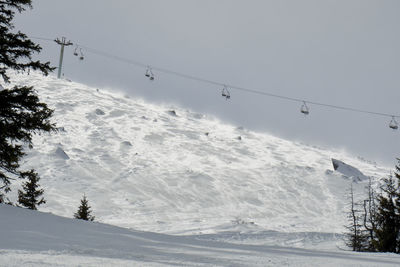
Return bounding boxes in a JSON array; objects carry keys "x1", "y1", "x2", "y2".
[{"x1": 1, "y1": 72, "x2": 398, "y2": 265}]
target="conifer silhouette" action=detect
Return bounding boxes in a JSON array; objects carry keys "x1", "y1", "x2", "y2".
[
  {"x1": 74, "y1": 195, "x2": 95, "y2": 221},
  {"x1": 17, "y1": 170, "x2": 45, "y2": 210},
  {"x1": 0, "y1": 0, "x2": 55, "y2": 202}
]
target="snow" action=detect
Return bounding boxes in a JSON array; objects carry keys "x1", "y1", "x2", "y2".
[
  {"x1": 55, "y1": 147, "x2": 70, "y2": 160},
  {"x1": 331, "y1": 158, "x2": 369, "y2": 182},
  {"x1": 1, "y1": 72, "x2": 398, "y2": 265},
  {"x1": 1, "y1": 204, "x2": 399, "y2": 266}
]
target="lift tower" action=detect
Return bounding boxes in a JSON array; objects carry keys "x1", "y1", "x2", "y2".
[{"x1": 54, "y1": 37, "x2": 73, "y2": 79}]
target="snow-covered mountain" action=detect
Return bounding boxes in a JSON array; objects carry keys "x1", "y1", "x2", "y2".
[{"x1": 8, "y1": 71, "x2": 389, "y2": 236}]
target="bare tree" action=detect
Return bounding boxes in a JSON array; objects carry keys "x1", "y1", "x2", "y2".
[
  {"x1": 345, "y1": 183, "x2": 368, "y2": 251},
  {"x1": 362, "y1": 177, "x2": 377, "y2": 251}
]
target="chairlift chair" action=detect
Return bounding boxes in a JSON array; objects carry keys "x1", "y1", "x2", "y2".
[
  {"x1": 389, "y1": 116, "x2": 398, "y2": 130},
  {"x1": 79, "y1": 49, "x2": 84, "y2": 60},
  {"x1": 300, "y1": 101, "x2": 309, "y2": 115},
  {"x1": 221, "y1": 86, "x2": 230, "y2": 100},
  {"x1": 145, "y1": 67, "x2": 154, "y2": 80},
  {"x1": 73, "y1": 46, "x2": 78, "y2": 56}
]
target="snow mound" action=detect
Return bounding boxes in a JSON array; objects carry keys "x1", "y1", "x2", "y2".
[
  {"x1": 331, "y1": 158, "x2": 369, "y2": 182},
  {"x1": 55, "y1": 147, "x2": 70, "y2": 160}
]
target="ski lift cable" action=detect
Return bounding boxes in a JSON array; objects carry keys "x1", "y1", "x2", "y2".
[
  {"x1": 29, "y1": 36, "x2": 400, "y2": 119},
  {"x1": 29, "y1": 36, "x2": 54, "y2": 42},
  {"x1": 78, "y1": 44, "x2": 400, "y2": 119}
]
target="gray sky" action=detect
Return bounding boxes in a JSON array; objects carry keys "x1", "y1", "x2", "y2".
[{"x1": 14, "y1": 0, "x2": 400, "y2": 166}]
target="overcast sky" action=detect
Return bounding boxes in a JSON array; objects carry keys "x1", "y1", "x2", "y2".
[{"x1": 14, "y1": 0, "x2": 400, "y2": 167}]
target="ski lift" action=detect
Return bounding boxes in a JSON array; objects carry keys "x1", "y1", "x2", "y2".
[
  {"x1": 145, "y1": 67, "x2": 154, "y2": 80},
  {"x1": 300, "y1": 101, "x2": 309, "y2": 115},
  {"x1": 389, "y1": 116, "x2": 398, "y2": 130},
  {"x1": 73, "y1": 46, "x2": 79, "y2": 56},
  {"x1": 79, "y1": 49, "x2": 84, "y2": 60},
  {"x1": 221, "y1": 86, "x2": 230, "y2": 100}
]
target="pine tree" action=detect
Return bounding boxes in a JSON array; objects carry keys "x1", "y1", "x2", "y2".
[
  {"x1": 372, "y1": 161, "x2": 400, "y2": 253},
  {"x1": 17, "y1": 169, "x2": 45, "y2": 210},
  {"x1": 344, "y1": 159, "x2": 400, "y2": 253},
  {"x1": 74, "y1": 195, "x2": 95, "y2": 221},
  {"x1": 0, "y1": 0, "x2": 55, "y2": 202},
  {"x1": 394, "y1": 159, "x2": 400, "y2": 253}
]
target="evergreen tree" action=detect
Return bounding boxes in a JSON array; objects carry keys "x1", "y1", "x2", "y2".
[
  {"x1": 372, "y1": 159, "x2": 400, "y2": 253},
  {"x1": 74, "y1": 195, "x2": 95, "y2": 221},
  {"x1": 344, "y1": 159, "x2": 400, "y2": 253},
  {"x1": 17, "y1": 169, "x2": 45, "y2": 210},
  {"x1": 394, "y1": 160, "x2": 400, "y2": 253},
  {"x1": 0, "y1": 0, "x2": 55, "y2": 202},
  {"x1": 373, "y1": 173, "x2": 398, "y2": 252}
]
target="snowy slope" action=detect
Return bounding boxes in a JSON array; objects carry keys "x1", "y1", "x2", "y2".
[
  {"x1": 7, "y1": 71, "x2": 389, "y2": 237},
  {"x1": 1, "y1": 204, "x2": 400, "y2": 266}
]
